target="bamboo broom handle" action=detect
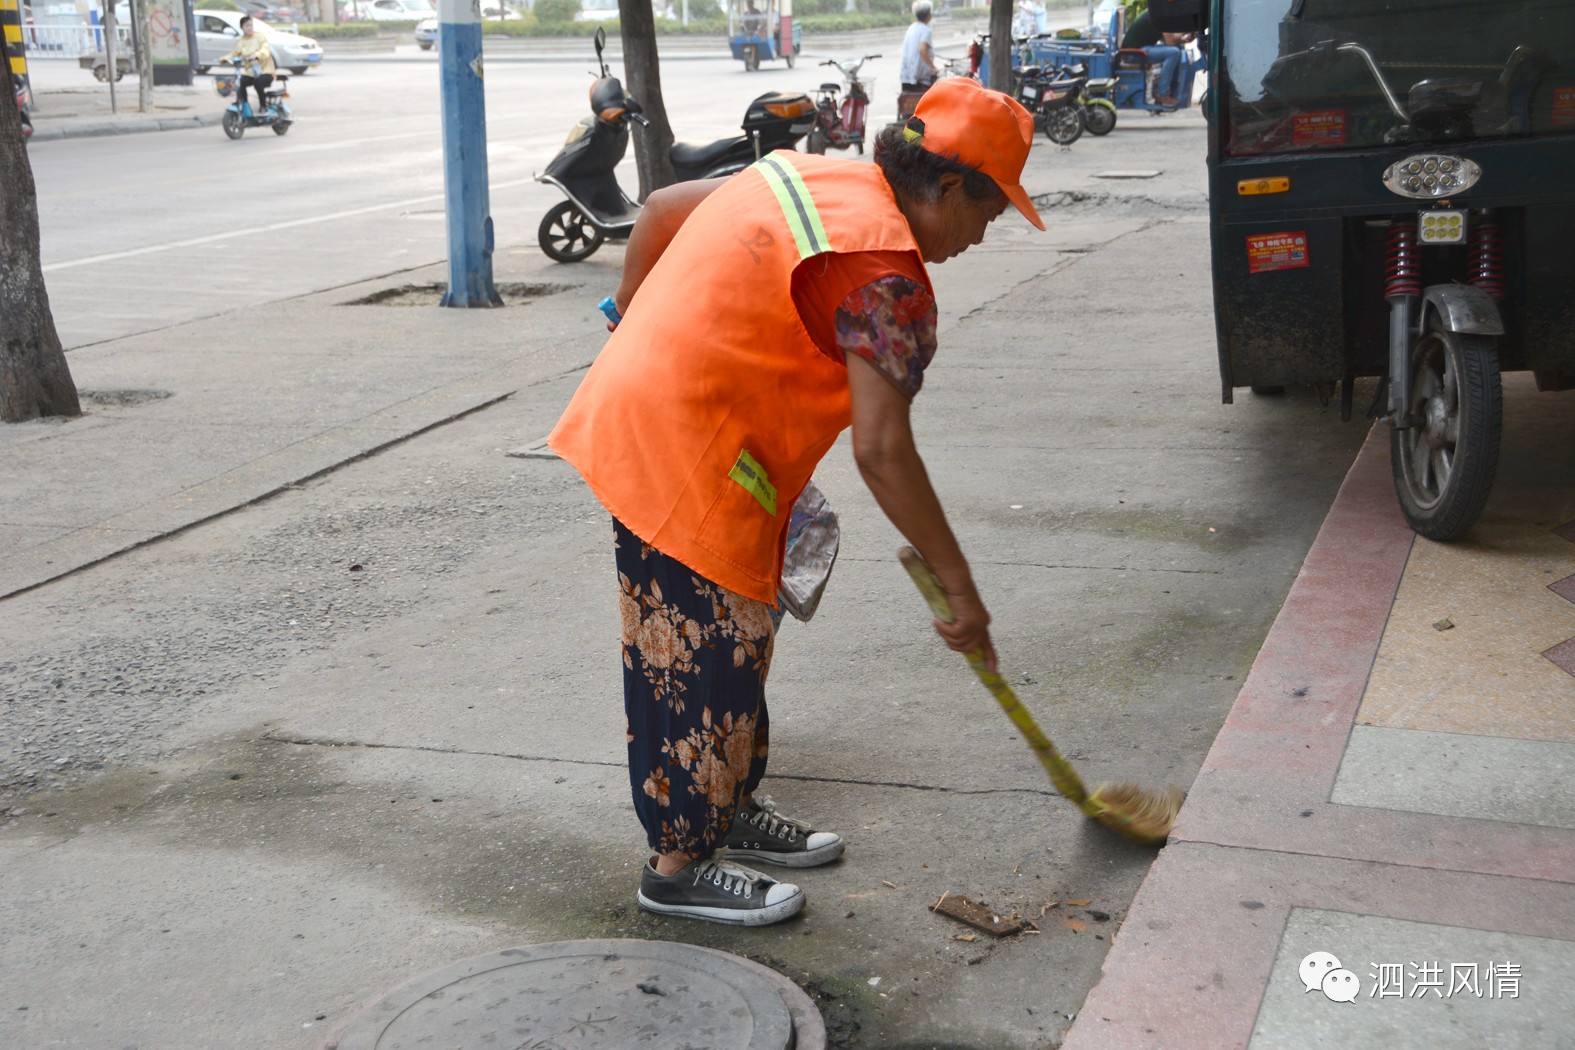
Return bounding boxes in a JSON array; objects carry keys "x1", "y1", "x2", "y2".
[{"x1": 898, "y1": 547, "x2": 1092, "y2": 808}]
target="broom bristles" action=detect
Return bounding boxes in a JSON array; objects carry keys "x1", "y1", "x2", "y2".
[{"x1": 1085, "y1": 782, "x2": 1185, "y2": 845}]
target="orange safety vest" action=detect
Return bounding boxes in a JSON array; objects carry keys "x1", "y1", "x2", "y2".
[{"x1": 549, "y1": 151, "x2": 930, "y2": 604}]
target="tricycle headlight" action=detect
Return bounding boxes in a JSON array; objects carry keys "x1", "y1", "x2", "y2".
[
  {"x1": 1418, "y1": 209, "x2": 1467, "y2": 245},
  {"x1": 1383, "y1": 154, "x2": 1480, "y2": 199}
]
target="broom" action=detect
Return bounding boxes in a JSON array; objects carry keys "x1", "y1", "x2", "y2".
[{"x1": 898, "y1": 546, "x2": 1183, "y2": 845}]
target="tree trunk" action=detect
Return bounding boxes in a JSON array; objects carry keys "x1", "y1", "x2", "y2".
[
  {"x1": 989, "y1": 0, "x2": 1013, "y2": 100},
  {"x1": 1, "y1": 68, "x2": 80, "y2": 423},
  {"x1": 618, "y1": 0, "x2": 676, "y2": 199},
  {"x1": 134, "y1": 0, "x2": 153, "y2": 112}
]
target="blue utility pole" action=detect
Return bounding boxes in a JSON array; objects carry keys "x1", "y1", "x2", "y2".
[{"x1": 438, "y1": 0, "x2": 502, "y2": 307}]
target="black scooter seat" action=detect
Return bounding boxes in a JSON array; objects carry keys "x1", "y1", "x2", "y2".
[{"x1": 670, "y1": 136, "x2": 745, "y2": 169}]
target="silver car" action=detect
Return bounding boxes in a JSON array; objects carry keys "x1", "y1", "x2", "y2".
[{"x1": 195, "y1": 10, "x2": 324, "y2": 75}]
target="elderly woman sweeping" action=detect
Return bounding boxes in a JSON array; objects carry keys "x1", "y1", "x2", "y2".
[{"x1": 549, "y1": 77, "x2": 1044, "y2": 927}]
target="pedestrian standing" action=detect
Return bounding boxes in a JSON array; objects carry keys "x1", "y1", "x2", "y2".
[{"x1": 549, "y1": 77, "x2": 1045, "y2": 926}]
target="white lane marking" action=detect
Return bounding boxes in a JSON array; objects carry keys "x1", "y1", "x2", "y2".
[{"x1": 42, "y1": 176, "x2": 543, "y2": 273}]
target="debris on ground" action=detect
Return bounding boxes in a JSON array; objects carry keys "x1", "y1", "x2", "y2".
[{"x1": 929, "y1": 892, "x2": 1034, "y2": 937}]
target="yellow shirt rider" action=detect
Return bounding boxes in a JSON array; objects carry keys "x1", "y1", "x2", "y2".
[{"x1": 222, "y1": 16, "x2": 276, "y2": 114}]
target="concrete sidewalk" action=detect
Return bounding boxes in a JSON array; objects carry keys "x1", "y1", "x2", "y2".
[
  {"x1": 6, "y1": 89, "x2": 1573, "y2": 1048},
  {"x1": 1064, "y1": 384, "x2": 1575, "y2": 1049}
]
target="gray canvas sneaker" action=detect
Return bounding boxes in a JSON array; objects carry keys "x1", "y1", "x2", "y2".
[
  {"x1": 725, "y1": 795, "x2": 846, "y2": 868},
  {"x1": 637, "y1": 853, "x2": 805, "y2": 926}
]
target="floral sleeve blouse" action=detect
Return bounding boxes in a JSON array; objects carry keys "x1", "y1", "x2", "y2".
[{"x1": 790, "y1": 250, "x2": 939, "y2": 400}]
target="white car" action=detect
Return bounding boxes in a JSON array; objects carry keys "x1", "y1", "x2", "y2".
[
  {"x1": 194, "y1": 10, "x2": 324, "y2": 75},
  {"x1": 357, "y1": 0, "x2": 436, "y2": 21}
]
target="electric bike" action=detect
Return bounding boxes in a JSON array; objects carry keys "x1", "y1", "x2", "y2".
[
  {"x1": 804, "y1": 54, "x2": 878, "y2": 155},
  {"x1": 536, "y1": 27, "x2": 815, "y2": 263},
  {"x1": 215, "y1": 58, "x2": 293, "y2": 140}
]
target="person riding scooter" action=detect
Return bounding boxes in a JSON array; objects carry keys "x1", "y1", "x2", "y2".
[{"x1": 222, "y1": 16, "x2": 275, "y2": 116}]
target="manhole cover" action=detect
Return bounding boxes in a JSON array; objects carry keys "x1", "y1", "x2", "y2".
[
  {"x1": 340, "y1": 282, "x2": 574, "y2": 307},
  {"x1": 332, "y1": 938, "x2": 823, "y2": 1050}
]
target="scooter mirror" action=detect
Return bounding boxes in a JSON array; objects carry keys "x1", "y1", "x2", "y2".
[{"x1": 594, "y1": 26, "x2": 608, "y2": 77}]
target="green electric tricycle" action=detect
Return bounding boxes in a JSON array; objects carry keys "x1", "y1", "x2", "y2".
[{"x1": 1171, "y1": 0, "x2": 1575, "y2": 539}]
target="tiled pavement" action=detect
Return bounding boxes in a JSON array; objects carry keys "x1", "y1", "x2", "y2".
[{"x1": 1064, "y1": 373, "x2": 1575, "y2": 1050}]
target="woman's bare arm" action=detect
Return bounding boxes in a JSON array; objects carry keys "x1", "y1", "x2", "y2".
[
  {"x1": 610, "y1": 177, "x2": 729, "y2": 325},
  {"x1": 846, "y1": 354, "x2": 996, "y2": 670}
]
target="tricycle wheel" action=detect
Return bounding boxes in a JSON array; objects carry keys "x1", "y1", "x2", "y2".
[
  {"x1": 785, "y1": 52, "x2": 795, "y2": 68},
  {"x1": 743, "y1": 45, "x2": 759, "y2": 71},
  {"x1": 1084, "y1": 101, "x2": 1116, "y2": 135},
  {"x1": 222, "y1": 111, "x2": 246, "y2": 140},
  {"x1": 1043, "y1": 106, "x2": 1083, "y2": 145},
  {"x1": 1390, "y1": 322, "x2": 1502, "y2": 541},
  {"x1": 538, "y1": 200, "x2": 604, "y2": 263}
]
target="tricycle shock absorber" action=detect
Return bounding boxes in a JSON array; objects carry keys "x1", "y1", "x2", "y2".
[
  {"x1": 1469, "y1": 213, "x2": 1505, "y2": 300},
  {"x1": 1385, "y1": 223, "x2": 1421, "y2": 425},
  {"x1": 1384, "y1": 224, "x2": 1422, "y2": 298}
]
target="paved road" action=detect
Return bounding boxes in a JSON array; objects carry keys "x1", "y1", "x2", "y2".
[
  {"x1": 27, "y1": 51, "x2": 930, "y2": 348},
  {"x1": 4, "y1": 55, "x2": 1381, "y2": 1049}
]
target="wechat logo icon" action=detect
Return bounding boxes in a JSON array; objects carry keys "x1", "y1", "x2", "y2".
[{"x1": 1300, "y1": 952, "x2": 1360, "y2": 1002}]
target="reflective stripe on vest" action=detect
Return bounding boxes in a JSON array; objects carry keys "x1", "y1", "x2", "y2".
[
  {"x1": 547, "y1": 155, "x2": 926, "y2": 604},
  {"x1": 755, "y1": 154, "x2": 832, "y2": 260}
]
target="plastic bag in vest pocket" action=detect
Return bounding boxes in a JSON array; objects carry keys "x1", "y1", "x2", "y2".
[{"x1": 777, "y1": 479, "x2": 839, "y2": 624}]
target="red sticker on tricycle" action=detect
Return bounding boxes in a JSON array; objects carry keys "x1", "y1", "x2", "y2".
[
  {"x1": 1554, "y1": 87, "x2": 1575, "y2": 127},
  {"x1": 1292, "y1": 110, "x2": 1347, "y2": 147},
  {"x1": 1246, "y1": 231, "x2": 1309, "y2": 274}
]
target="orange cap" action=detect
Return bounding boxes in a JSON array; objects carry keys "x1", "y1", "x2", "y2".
[{"x1": 910, "y1": 77, "x2": 1044, "y2": 231}]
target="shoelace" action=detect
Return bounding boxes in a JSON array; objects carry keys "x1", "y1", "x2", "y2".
[
  {"x1": 749, "y1": 795, "x2": 810, "y2": 841},
  {"x1": 693, "y1": 854, "x2": 761, "y2": 898}
]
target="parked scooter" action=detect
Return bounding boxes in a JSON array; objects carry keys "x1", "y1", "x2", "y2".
[
  {"x1": 215, "y1": 57, "x2": 293, "y2": 140},
  {"x1": 536, "y1": 27, "x2": 816, "y2": 263},
  {"x1": 1017, "y1": 63, "x2": 1089, "y2": 145},
  {"x1": 1060, "y1": 60, "x2": 1117, "y2": 135},
  {"x1": 804, "y1": 54, "x2": 878, "y2": 155}
]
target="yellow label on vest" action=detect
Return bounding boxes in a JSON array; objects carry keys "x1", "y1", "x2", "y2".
[{"x1": 728, "y1": 449, "x2": 778, "y2": 516}]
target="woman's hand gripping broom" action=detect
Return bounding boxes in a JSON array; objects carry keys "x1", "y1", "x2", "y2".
[{"x1": 898, "y1": 547, "x2": 1183, "y2": 846}]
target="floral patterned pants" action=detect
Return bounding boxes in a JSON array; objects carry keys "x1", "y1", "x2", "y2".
[{"x1": 614, "y1": 517, "x2": 775, "y2": 859}]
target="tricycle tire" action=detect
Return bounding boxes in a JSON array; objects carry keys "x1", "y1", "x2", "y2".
[
  {"x1": 222, "y1": 111, "x2": 245, "y2": 140},
  {"x1": 1084, "y1": 101, "x2": 1116, "y2": 135},
  {"x1": 1043, "y1": 106, "x2": 1083, "y2": 145},
  {"x1": 1390, "y1": 322, "x2": 1502, "y2": 541},
  {"x1": 744, "y1": 45, "x2": 759, "y2": 71},
  {"x1": 538, "y1": 200, "x2": 604, "y2": 263},
  {"x1": 785, "y1": 52, "x2": 795, "y2": 68}
]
